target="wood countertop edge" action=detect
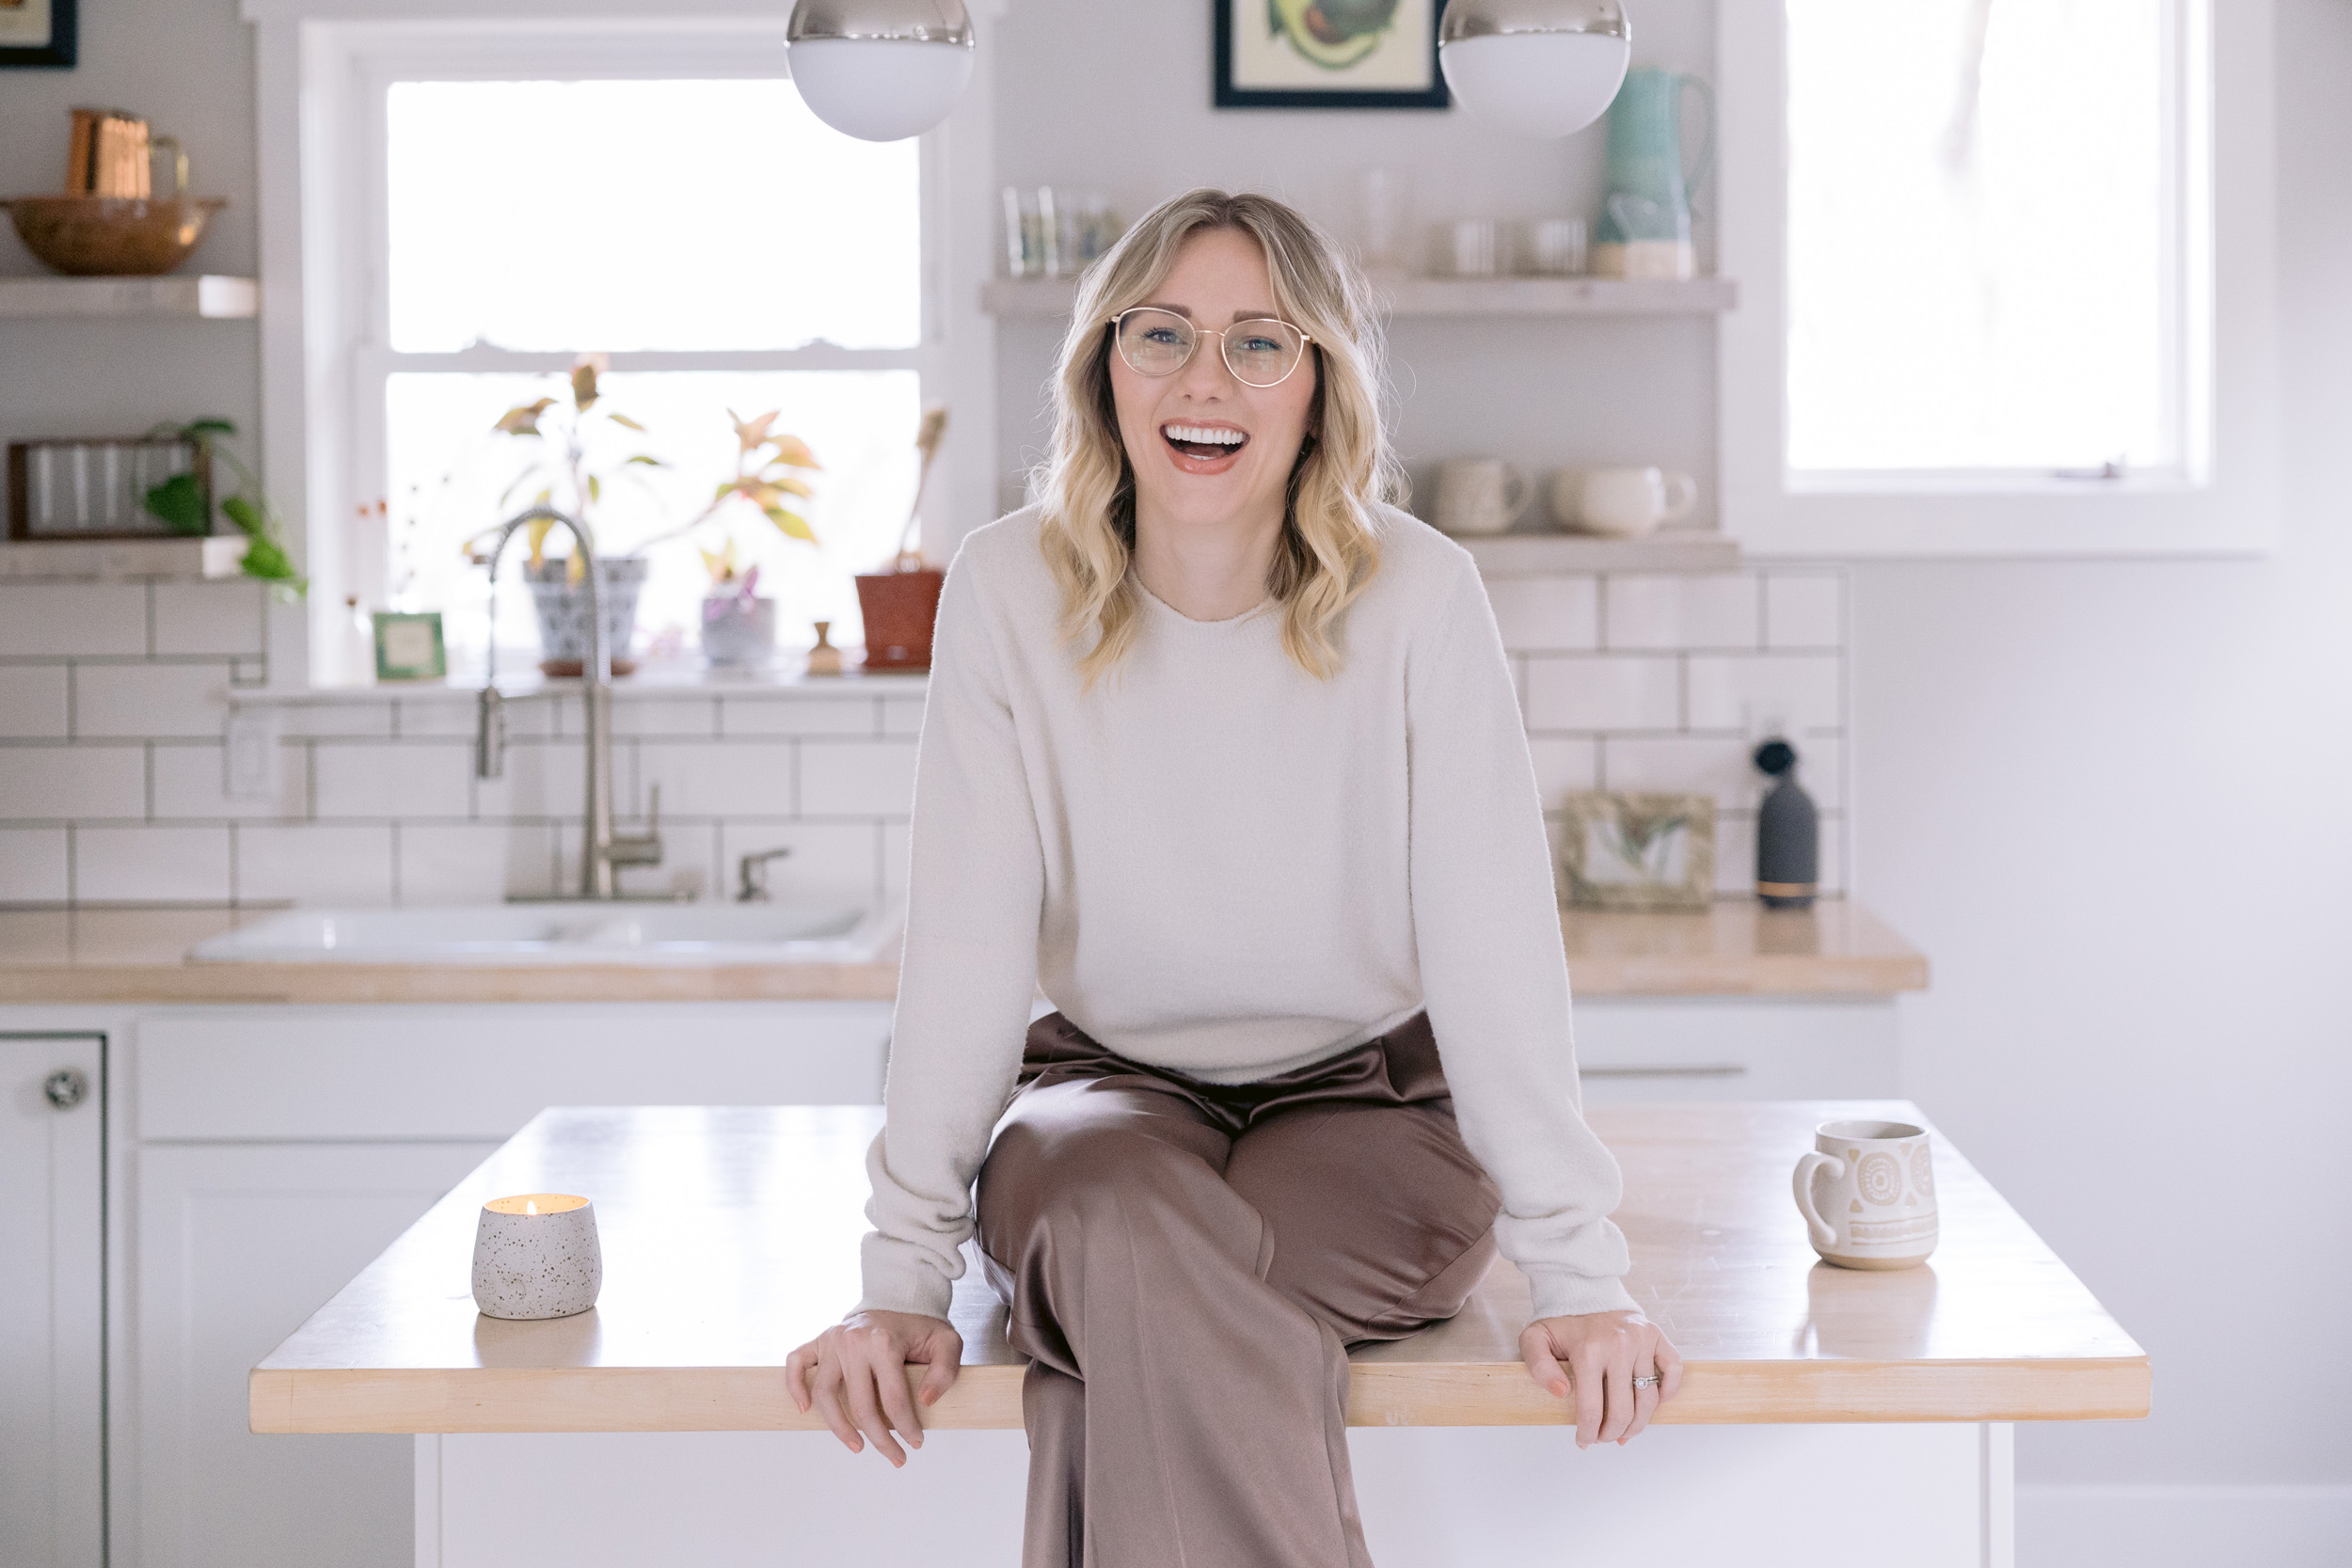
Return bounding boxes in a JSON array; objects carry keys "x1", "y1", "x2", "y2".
[
  {"x1": 0, "y1": 954, "x2": 1926, "y2": 1005},
  {"x1": 248, "y1": 1355, "x2": 2149, "y2": 1435}
]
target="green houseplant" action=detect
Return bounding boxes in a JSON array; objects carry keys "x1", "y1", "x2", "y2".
[
  {"x1": 140, "y1": 417, "x2": 305, "y2": 594},
  {"x1": 487, "y1": 355, "x2": 665, "y2": 674},
  {"x1": 637, "y1": 408, "x2": 821, "y2": 667}
]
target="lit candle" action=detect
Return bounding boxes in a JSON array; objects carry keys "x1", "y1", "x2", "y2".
[{"x1": 471, "y1": 1192, "x2": 602, "y2": 1321}]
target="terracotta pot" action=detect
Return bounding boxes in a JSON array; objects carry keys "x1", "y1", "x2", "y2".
[
  {"x1": 2, "y1": 196, "x2": 227, "y2": 277},
  {"x1": 854, "y1": 568, "x2": 945, "y2": 671}
]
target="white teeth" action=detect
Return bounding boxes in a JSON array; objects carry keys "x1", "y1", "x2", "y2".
[{"x1": 1164, "y1": 424, "x2": 1247, "y2": 446}]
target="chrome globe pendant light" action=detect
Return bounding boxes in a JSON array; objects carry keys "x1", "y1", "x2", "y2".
[
  {"x1": 785, "y1": 0, "x2": 976, "y2": 143},
  {"x1": 1438, "y1": 0, "x2": 1632, "y2": 139}
]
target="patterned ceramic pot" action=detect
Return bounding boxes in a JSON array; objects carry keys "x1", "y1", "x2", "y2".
[
  {"x1": 525, "y1": 556, "x2": 646, "y2": 676},
  {"x1": 470, "y1": 1193, "x2": 602, "y2": 1320},
  {"x1": 701, "y1": 594, "x2": 777, "y2": 667}
]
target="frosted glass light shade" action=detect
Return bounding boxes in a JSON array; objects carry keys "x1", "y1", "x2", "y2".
[
  {"x1": 1439, "y1": 31, "x2": 1631, "y2": 137},
  {"x1": 786, "y1": 37, "x2": 973, "y2": 142}
]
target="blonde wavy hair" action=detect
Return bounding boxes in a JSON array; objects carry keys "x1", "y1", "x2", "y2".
[{"x1": 1036, "y1": 188, "x2": 1400, "y2": 683}]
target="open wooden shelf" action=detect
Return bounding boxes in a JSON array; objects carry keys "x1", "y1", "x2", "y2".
[
  {"x1": 0, "y1": 535, "x2": 250, "y2": 581},
  {"x1": 0, "y1": 275, "x2": 258, "y2": 320},
  {"x1": 981, "y1": 275, "x2": 1737, "y2": 320}
]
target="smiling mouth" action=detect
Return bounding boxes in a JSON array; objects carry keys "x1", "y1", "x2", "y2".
[{"x1": 1162, "y1": 422, "x2": 1248, "y2": 460}]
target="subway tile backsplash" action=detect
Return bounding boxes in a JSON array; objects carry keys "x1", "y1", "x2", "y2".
[{"x1": 0, "y1": 566, "x2": 1850, "y2": 906}]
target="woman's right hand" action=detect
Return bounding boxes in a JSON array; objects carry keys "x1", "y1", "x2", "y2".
[{"x1": 785, "y1": 1309, "x2": 963, "y2": 1466}]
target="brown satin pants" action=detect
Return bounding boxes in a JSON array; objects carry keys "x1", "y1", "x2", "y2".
[{"x1": 975, "y1": 1011, "x2": 1502, "y2": 1568}]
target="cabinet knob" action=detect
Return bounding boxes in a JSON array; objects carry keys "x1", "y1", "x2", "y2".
[{"x1": 43, "y1": 1068, "x2": 88, "y2": 1110}]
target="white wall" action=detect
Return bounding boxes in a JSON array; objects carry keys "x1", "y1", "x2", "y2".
[{"x1": 1845, "y1": 0, "x2": 2352, "y2": 1548}]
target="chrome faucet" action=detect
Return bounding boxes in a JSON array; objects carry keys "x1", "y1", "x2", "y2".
[
  {"x1": 737, "y1": 846, "x2": 792, "y2": 902},
  {"x1": 473, "y1": 506, "x2": 661, "y2": 900}
]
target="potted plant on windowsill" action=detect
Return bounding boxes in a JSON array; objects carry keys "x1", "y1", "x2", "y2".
[
  {"x1": 854, "y1": 405, "x2": 948, "y2": 671},
  {"x1": 635, "y1": 410, "x2": 821, "y2": 669},
  {"x1": 485, "y1": 354, "x2": 665, "y2": 676}
]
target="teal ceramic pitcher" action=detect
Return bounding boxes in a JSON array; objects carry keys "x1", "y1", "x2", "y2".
[{"x1": 1592, "y1": 67, "x2": 1714, "y2": 279}]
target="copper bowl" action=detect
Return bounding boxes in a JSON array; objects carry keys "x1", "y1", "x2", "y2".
[{"x1": 2, "y1": 196, "x2": 228, "y2": 277}]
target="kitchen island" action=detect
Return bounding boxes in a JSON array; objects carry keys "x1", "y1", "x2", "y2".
[{"x1": 253, "y1": 1101, "x2": 2142, "y2": 1567}]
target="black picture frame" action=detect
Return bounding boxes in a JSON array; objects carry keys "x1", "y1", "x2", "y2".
[
  {"x1": 0, "y1": 0, "x2": 77, "y2": 68},
  {"x1": 1215, "y1": 0, "x2": 1450, "y2": 110}
]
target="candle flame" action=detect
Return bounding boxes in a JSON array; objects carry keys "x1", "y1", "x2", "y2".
[{"x1": 524, "y1": 1198, "x2": 538, "y2": 1215}]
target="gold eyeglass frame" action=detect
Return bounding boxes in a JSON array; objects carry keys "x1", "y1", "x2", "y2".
[{"x1": 1107, "y1": 307, "x2": 1316, "y2": 388}]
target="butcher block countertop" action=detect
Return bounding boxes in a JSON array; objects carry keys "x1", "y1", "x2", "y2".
[
  {"x1": 249, "y1": 1100, "x2": 2143, "y2": 1434},
  {"x1": 0, "y1": 900, "x2": 1924, "y2": 1005}
]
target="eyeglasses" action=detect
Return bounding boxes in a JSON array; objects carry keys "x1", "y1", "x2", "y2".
[{"x1": 1108, "y1": 307, "x2": 1314, "y2": 388}]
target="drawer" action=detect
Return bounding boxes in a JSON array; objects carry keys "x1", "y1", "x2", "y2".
[
  {"x1": 1573, "y1": 997, "x2": 1899, "y2": 1102},
  {"x1": 135, "y1": 1001, "x2": 894, "y2": 1141}
]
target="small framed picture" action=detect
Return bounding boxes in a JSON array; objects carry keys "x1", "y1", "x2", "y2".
[
  {"x1": 373, "y1": 611, "x2": 447, "y2": 682},
  {"x1": 1560, "y1": 792, "x2": 1716, "y2": 911},
  {"x1": 0, "y1": 0, "x2": 77, "y2": 68},
  {"x1": 1215, "y1": 0, "x2": 1450, "y2": 110}
]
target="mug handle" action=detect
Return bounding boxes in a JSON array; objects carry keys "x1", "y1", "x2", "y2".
[
  {"x1": 1660, "y1": 471, "x2": 1698, "y2": 523},
  {"x1": 1792, "y1": 1151, "x2": 1846, "y2": 1250},
  {"x1": 1503, "y1": 467, "x2": 1531, "y2": 525},
  {"x1": 149, "y1": 135, "x2": 190, "y2": 198}
]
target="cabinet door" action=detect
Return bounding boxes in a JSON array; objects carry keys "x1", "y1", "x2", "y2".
[
  {"x1": 1, "y1": 1034, "x2": 104, "y2": 1568},
  {"x1": 135, "y1": 1141, "x2": 495, "y2": 1568}
]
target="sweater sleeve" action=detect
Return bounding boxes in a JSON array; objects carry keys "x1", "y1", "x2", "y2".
[
  {"x1": 855, "y1": 546, "x2": 1045, "y2": 1321},
  {"x1": 1406, "y1": 555, "x2": 1639, "y2": 1322}
]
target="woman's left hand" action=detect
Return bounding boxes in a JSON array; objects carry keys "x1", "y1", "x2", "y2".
[{"x1": 1518, "y1": 1310, "x2": 1682, "y2": 1448}]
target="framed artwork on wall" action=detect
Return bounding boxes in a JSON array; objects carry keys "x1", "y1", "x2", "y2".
[
  {"x1": 0, "y1": 0, "x2": 76, "y2": 68},
  {"x1": 1215, "y1": 0, "x2": 1450, "y2": 110}
]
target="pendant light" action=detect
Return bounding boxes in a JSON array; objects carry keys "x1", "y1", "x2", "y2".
[
  {"x1": 1438, "y1": 0, "x2": 1632, "y2": 139},
  {"x1": 786, "y1": 0, "x2": 976, "y2": 143}
]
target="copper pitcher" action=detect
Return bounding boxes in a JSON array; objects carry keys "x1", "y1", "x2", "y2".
[{"x1": 66, "y1": 107, "x2": 188, "y2": 199}]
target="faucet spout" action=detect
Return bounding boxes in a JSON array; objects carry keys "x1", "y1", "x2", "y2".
[{"x1": 477, "y1": 507, "x2": 618, "y2": 899}]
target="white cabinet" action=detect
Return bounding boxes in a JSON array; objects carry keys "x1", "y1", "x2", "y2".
[
  {"x1": 120, "y1": 998, "x2": 896, "y2": 1568},
  {"x1": 134, "y1": 1141, "x2": 498, "y2": 1568},
  {"x1": 1574, "y1": 997, "x2": 1900, "y2": 1103},
  {"x1": 1, "y1": 1034, "x2": 105, "y2": 1568}
]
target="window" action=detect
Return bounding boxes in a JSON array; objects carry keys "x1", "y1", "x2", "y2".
[
  {"x1": 1718, "y1": 0, "x2": 2277, "y2": 555},
  {"x1": 369, "y1": 73, "x2": 925, "y2": 665}
]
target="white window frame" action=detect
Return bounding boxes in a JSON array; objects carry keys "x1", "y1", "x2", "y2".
[
  {"x1": 1716, "y1": 0, "x2": 2278, "y2": 558},
  {"x1": 247, "y1": 4, "x2": 1002, "y2": 685}
]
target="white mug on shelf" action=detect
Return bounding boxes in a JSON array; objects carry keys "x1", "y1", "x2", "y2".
[
  {"x1": 1434, "y1": 458, "x2": 1530, "y2": 536},
  {"x1": 1792, "y1": 1119, "x2": 1939, "y2": 1271},
  {"x1": 1554, "y1": 466, "x2": 1699, "y2": 538}
]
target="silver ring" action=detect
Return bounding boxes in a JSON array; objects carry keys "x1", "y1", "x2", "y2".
[{"x1": 1631, "y1": 1373, "x2": 1660, "y2": 1390}]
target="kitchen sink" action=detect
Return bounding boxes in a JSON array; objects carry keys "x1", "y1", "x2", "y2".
[{"x1": 188, "y1": 902, "x2": 900, "y2": 965}]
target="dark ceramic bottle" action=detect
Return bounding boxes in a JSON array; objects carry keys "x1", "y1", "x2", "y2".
[{"x1": 1753, "y1": 739, "x2": 1818, "y2": 910}]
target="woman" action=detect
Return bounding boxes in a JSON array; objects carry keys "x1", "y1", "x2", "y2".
[{"x1": 787, "y1": 189, "x2": 1680, "y2": 1567}]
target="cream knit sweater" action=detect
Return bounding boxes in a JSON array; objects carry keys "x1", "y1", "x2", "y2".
[{"x1": 857, "y1": 505, "x2": 1638, "y2": 1324}]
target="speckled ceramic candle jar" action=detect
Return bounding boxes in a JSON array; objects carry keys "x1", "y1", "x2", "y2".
[{"x1": 471, "y1": 1194, "x2": 602, "y2": 1320}]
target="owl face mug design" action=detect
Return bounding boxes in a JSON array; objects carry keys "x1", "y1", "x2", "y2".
[{"x1": 1792, "y1": 1119, "x2": 1938, "y2": 1270}]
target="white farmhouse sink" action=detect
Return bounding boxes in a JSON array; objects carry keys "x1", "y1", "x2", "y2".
[{"x1": 188, "y1": 902, "x2": 899, "y2": 966}]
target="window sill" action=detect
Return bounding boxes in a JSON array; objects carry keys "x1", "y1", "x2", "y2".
[{"x1": 229, "y1": 657, "x2": 929, "y2": 705}]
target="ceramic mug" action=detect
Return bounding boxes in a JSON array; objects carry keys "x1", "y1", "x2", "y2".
[
  {"x1": 1792, "y1": 1118, "x2": 1938, "y2": 1270},
  {"x1": 1556, "y1": 467, "x2": 1700, "y2": 537},
  {"x1": 1435, "y1": 458, "x2": 1530, "y2": 536}
]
